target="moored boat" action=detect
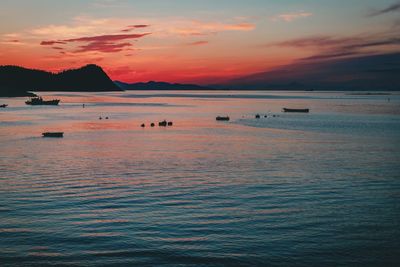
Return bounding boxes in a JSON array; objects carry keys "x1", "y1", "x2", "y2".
[
  {"x1": 282, "y1": 108, "x2": 309, "y2": 113},
  {"x1": 0, "y1": 104, "x2": 8, "y2": 108},
  {"x1": 42, "y1": 132, "x2": 64, "y2": 137},
  {"x1": 26, "y1": 97, "x2": 60, "y2": 105},
  {"x1": 216, "y1": 116, "x2": 230, "y2": 121}
]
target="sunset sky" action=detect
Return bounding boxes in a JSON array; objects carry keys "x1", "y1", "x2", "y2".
[{"x1": 1, "y1": 0, "x2": 399, "y2": 83}]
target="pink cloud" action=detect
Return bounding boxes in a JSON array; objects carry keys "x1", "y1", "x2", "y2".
[
  {"x1": 74, "y1": 41, "x2": 132, "y2": 53},
  {"x1": 186, "y1": 41, "x2": 209, "y2": 46}
]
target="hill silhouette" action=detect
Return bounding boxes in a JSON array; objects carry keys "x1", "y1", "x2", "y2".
[
  {"x1": 115, "y1": 80, "x2": 215, "y2": 90},
  {"x1": 222, "y1": 53, "x2": 400, "y2": 90},
  {"x1": 0, "y1": 64, "x2": 120, "y2": 97}
]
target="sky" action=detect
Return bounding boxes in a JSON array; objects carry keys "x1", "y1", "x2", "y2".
[{"x1": 0, "y1": 0, "x2": 399, "y2": 83}]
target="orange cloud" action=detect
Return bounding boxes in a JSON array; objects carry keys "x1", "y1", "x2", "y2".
[
  {"x1": 271, "y1": 11, "x2": 312, "y2": 22},
  {"x1": 168, "y1": 20, "x2": 255, "y2": 36},
  {"x1": 221, "y1": 22, "x2": 255, "y2": 31}
]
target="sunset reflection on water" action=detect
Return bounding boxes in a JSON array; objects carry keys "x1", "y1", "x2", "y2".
[{"x1": 1, "y1": 91, "x2": 400, "y2": 266}]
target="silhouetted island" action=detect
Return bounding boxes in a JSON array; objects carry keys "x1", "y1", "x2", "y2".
[
  {"x1": 0, "y1": 64, "x2": 120, "y2": 97},
  {"x1": 114, "y1": 81, "x2": 215, "y2": 90}
]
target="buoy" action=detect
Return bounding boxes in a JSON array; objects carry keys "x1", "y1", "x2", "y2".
[
  {"x1": 141, "y1": 123, "x2": 145, "y2": 127},
  {"x1": 150, "y1": 123, "x2": 155, "y2": 127}
]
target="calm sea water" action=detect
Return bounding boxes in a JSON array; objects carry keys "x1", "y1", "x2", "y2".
[{"x1": 1, "y1": 91, "x2": 399, "y2": 266}]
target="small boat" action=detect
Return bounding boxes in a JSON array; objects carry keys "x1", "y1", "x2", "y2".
[
  {"x1": 0, "y1": 104, "x2": 8, "y2": 108},
  {"x1": 255, "y1": 114, "x2": 260, "y2": 119},
  {"x1": 216, "y1": 116, "x2": 230, "y2": 121},
  {"x1": 167, "y1": 121, "x2": 173, "y2": 126},
  {"x1": 26, "y1": 97, "x2": 60, "y2": 105},
  {"x1": 159, "y1": 120, "x2": 167, "y2": 126},
  {"x1": 150, "y1": 123, "x2": 155, "y2": 127},
  {"x1": 42, "y1": 132, "x2": 64, "y2": 137},
  {"x1": 282, "y1": 108, "x2": 309, "y2": 113}
]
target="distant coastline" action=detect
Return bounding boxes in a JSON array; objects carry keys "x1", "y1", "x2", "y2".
[{"x1": 114, "y1": 80, "x2": 215, "y2": 91}]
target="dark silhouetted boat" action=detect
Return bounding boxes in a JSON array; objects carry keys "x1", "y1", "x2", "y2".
[
  {"x1": 282, "y1": 108, "x2": 309, "y2": 113},
  {"x1": 26, "y1": 96, "x2": 60, "y2": 105},
  {"x1": 42, "y1": 132, "x2": 63, "y2": 137},
  {"x1": 0, "y1": 104, "x2": 7, "y2": 108},
  {"x1": 159, "y1": 120, "x2": 167, "y2": 126},
  {"x1": 216, "y1": 116, "x2": 230, "y2": 121}
]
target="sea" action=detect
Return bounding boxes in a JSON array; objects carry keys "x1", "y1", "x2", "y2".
[{"x1": 1, "y1": 90, "x2": 399, "y2": 266}]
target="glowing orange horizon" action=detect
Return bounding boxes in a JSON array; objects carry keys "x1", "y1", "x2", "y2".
[{"x1": 1, "y1": 1, "x2": 399, "y2": 84}]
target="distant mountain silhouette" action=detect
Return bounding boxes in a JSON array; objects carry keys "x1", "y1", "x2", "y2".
[
  {"x1": 221, "y1": 53, "x2": 400, "y2": 90},
  {"x1": 115, "y1": 80, "x2": 215, "y2": 90},
  {"x1": 0, "y1": 64, "x2": 120, "y2": 97},
  {"x1": 2, "y1": 53, "x2": 399, "y2": 97}
]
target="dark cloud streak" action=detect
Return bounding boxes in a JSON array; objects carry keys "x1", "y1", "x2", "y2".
[
  {"x1": 343, "y1": 37, "x2": 400, "y2": 49},
  {"x1": 121, "y1": 24, "x2": 150, "y2": 32},
  {"x1": 301, "y1": 51, "x2": 371, "y2": 61},
  {"x1": 127, "y1": 24, "x2": 150, "y2": 28},
  {"x1": 274, "y1": 36, "x2": 362, "y2": 48},
  {"x1": 41, "y1": 33, "x2": 150, "y2": 54},
  {"x1": 63, "y1": 33, "x2": 150, "y2": 43},
  {"x1": 41, "y1": 40, "x2": 67, "y2": 45},
  {"x1": 369, "y1": 1, "x2": 400, "y2": 16}
]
